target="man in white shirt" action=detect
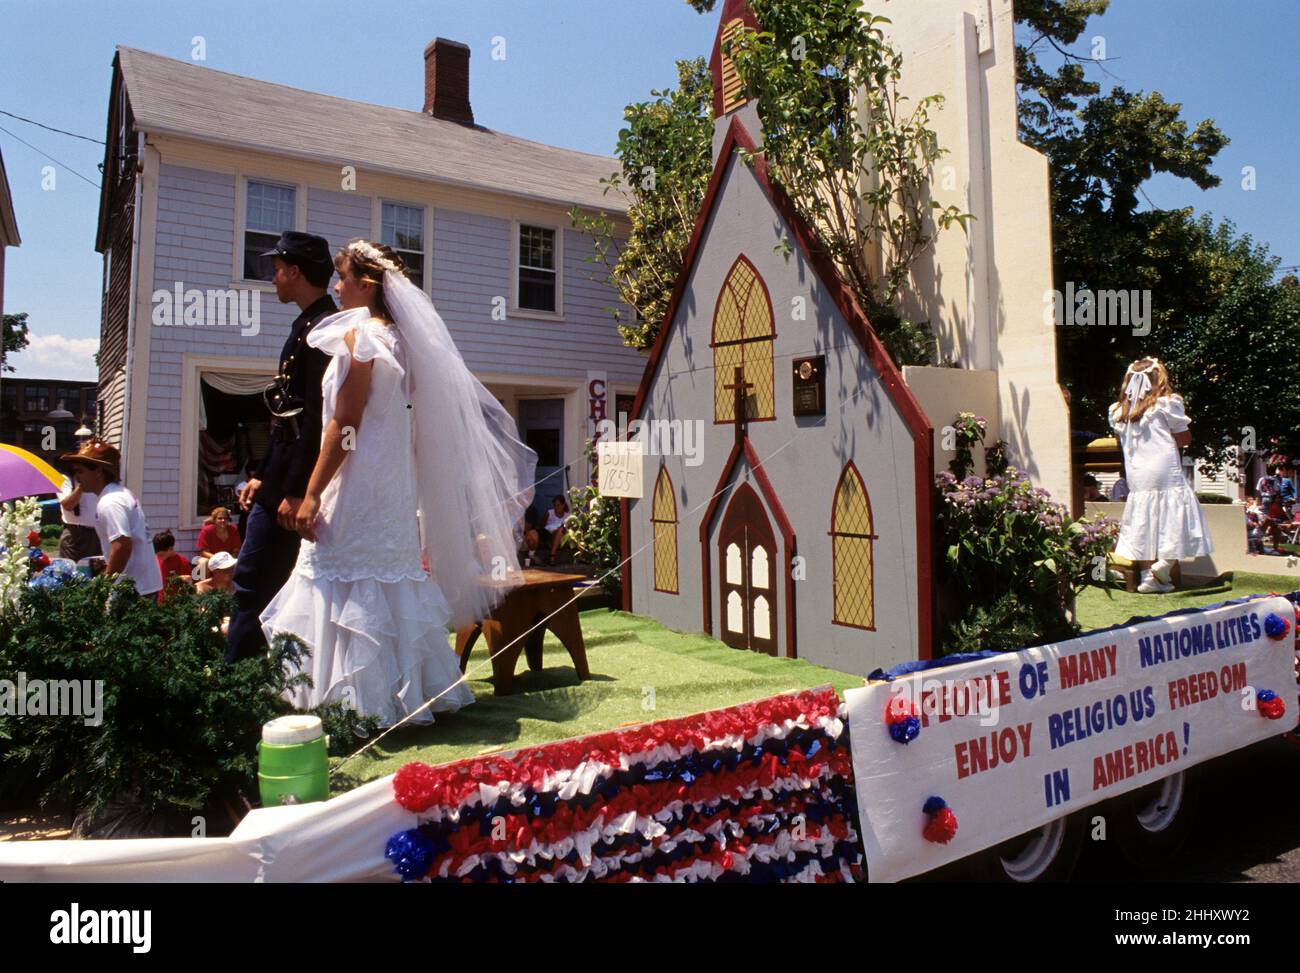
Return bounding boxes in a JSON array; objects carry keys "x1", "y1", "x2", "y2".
[
  {"x1": 56, "y1": 475, "x2": 102, "y2": 561},
  {"x1": 59, "y1": 441, "x2": 162, "y2": 598}
]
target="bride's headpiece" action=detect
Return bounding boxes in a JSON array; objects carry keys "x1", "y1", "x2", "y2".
[{"x1": 346, "y1": 239, "x2": 403, "y2": 276}]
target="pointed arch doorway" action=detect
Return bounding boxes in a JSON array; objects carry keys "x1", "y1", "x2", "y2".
[{"x1": 717, "y1": 482, "x2": 777, "y2": 655}]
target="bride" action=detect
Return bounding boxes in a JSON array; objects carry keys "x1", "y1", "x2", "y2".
[{"x1": 261, "y1": 240, "x2": 537, "y2": 726}]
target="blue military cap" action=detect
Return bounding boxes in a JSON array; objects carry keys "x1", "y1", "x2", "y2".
[{"x1": 261, "y1": 231, "x2": 333, "y2": 275}]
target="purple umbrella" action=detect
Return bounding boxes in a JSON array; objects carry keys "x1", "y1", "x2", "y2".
[{"x1": 0, "y1": 443, "x2": 65, "y2": 502}]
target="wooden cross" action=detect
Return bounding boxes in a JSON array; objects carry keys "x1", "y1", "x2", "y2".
[{"x1": 724, "y1": 365, "x2": 754, "y2": 445}]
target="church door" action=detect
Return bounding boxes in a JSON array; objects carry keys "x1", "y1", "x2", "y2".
[{"x1": 717, "y1": 482, "x2": 777, "y2": 655}]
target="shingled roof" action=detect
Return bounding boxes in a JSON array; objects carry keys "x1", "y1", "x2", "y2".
[{"x1": 115, "y1": 46, "x2": 629, "y2": 214}]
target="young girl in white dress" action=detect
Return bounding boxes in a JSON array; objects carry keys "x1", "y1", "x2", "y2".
[
  {"x1": 260, "y1": 241, "x2": 536, "y2": 725},
  {"x1": 1107, "y1": 358, "x2": 1213, "y2": 593}
]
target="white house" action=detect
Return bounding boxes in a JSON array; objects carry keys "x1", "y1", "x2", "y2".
[{"x1": 94, "y1": 40, "x2": 641, "y2": 551}]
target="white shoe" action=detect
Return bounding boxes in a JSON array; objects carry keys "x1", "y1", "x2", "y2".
[
  {"x1": 1150, "y1": 559, "x2": 1174, "y2": 585},
  {"x1": 1137, "y1": 571, "x2": 1174, "y2": 594}
]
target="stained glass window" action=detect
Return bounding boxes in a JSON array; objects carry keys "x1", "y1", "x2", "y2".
[
  {"x1": 831, "y1": 462, "x2": 875, "y2": 629},
  {"x1": 651, "y1": 465, "x2": 679, "y2": 593},
  {"x1": 712, "y1": 255, "x2": 775, "y2": 423}
]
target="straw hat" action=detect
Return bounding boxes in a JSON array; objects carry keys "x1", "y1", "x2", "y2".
[{"x1": 60, "y1": 440, "x2": 121, "y2": 476}]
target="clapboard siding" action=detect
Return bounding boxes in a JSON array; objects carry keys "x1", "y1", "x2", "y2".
[
  {"x1": 96, "y1": 97, "x2": 137, "y2": 445},
  {"x1": 431, "y1": 210, "x2": 644, "y2": 381},
  {"x1": 307, "y1": 187, "x2": 371, "y2": 256},
  {"x1": 134, "y1": 161, "x2": 644, "y2": 552}
]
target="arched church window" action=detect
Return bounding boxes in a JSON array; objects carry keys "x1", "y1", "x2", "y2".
[
  {"x1": 711, "y1": 255, "x2": 775, "y2": 424},
  {"x1": 652, "y1": 465, "x2": 679, "y2": 593},
  {"x1": 830, "y1": 462, "x2": 876, "y2": 629}
]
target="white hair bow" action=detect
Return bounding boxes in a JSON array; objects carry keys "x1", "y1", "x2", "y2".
[{"x1": 1123, "y1": 358, "x2": 1160, "y2": 407}]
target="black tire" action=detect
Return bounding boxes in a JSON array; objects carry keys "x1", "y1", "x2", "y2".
[
  {"x1": 1110, "y1": 768, "x2": 1199, "y2": 867},
  {"x1": 969, "y1": 812, "x2": 1086, "y2": 882}
]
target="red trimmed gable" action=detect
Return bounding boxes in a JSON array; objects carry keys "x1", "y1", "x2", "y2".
[
  {"x1": 629, "y1": 114, "x2": 932, "y2": 444},
  {"x1": 623, "y1": 113, "x2": 937, "y2": 661}
]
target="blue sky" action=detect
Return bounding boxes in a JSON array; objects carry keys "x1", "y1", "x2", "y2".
[{"x1": 1, "y1": 0, "x2": 1295, "y2": 381}]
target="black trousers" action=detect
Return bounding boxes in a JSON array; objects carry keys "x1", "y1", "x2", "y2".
[{"x1": 224, "y1": 500, "x2": 301, "y2": 662}]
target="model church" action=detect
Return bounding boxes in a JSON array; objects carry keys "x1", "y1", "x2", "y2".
[{"x1": 620, "y1": 0, "x2": 1070, "y2": 677}]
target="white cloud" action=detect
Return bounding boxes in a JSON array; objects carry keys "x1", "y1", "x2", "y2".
[{"x1": 7, "y1": 331, "x2": 99, "y2": 381}]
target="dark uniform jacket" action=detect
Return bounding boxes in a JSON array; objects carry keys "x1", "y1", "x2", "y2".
[{"x1": 252, "y1": 294, "x2": 337, "y2": 512}]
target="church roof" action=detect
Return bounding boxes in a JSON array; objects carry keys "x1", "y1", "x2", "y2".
[{"x1": 113, "y1": 46, "x2": 628, "y2": 214}]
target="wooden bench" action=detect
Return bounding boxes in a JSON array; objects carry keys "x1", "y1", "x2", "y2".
[
  {"x1": 454, "y1": 570, "x2": 592, "y2": 695},
  {"x1": 1111, "y1": 558, "x2": 1181, "y2": 593}
]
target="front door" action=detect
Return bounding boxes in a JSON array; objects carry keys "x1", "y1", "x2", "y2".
[
  {"x1": 518, "y1": 398, "x2": 565, "y2": 511},
  {"x1": 718, "y1": 482, "x2": 777, "y2": 655}
]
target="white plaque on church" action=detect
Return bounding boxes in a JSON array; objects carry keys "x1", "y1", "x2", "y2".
[{"x1": 596, "y1": 441, "x2": 644, "y2": 498}]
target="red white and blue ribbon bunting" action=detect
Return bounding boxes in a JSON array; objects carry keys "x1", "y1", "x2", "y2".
[{"x1": 385, "y1": 688, "x2": 862, "y2": 882}]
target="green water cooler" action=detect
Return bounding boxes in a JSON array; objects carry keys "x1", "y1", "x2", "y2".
[{"x1": 258, "y1": 715, "x2": 330, "y2": 807}]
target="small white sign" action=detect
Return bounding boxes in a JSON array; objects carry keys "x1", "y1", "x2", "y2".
[{"x1": 596, "y1": 441, "x2": 644, "y2": 498}]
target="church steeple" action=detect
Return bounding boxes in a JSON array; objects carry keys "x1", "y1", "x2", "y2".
[
  {"x1": 707, "y1": 0, "x2": 763, "y2": 167},
  {"x1": 708, "y1": 0, "x2": 759, "y2": 119}
]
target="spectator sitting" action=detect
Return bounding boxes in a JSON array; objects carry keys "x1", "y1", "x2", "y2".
[
  {"x1": 518, "y1": 510, "x2": 541, "y2": 565},
  {"x1": 1082, "y1": 474, "x2": 1107, "y2": 503},
  {"x1": 538, "y1": 497, "x2": 572, "y2": 565},
  {"x1": 154, "y1": 529, "x2": 193, "y2": 602},
  {"x1": 196, "y1": 551, "x2": 237, "y2": 595},
  {"x1": 196, "y1": 506, "x2": 241, "y2": 570}
]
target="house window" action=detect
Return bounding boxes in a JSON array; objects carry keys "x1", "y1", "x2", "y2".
[
  {"x1": 518, "y1": 225, "x2": 557, "y2": 313},
  {"x1": 712, "y1": 254, "x2": 775, "y2": 422},
  {"x1": 651, "y1": 464, "x2": 679, "y2": 594},
  {"x1": 25, "y1": 387, "x2": 50, "y2": 413},
  {"x1": 243, "y1": 180, "x2": 296, "y2": 281},
  {"x1": 830, "y1": 462, "x2": 876, "y2": 629},
  {"x1": 381, "y1": 201, "x2": 425, "y2": 289}
]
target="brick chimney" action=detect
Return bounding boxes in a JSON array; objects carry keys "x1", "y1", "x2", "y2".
[{"x1": 423, "y1": 38, "x2": 474, "y2": 125}]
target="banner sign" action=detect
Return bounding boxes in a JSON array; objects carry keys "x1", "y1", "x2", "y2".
[{"x1": 846, "y1": 596, "x2": 1297, "y2": 883}]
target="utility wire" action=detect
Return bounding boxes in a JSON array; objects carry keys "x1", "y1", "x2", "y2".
[
  {"x1": 0, "y1": 108, "x2": 104, "y2": 145},
  {"x1": 0, "y1": 124, "x2": 101, "y2": 190}
]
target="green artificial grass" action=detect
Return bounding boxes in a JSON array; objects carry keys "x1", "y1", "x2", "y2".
[
  {"x1": 330, "y1": 570, "x2": 1300, "y2": 789},
  {"x1": 1075, "y1": 571, "x2": 1298, "y2": 632},
  {"x1": 332, "y1": 608, "x2": 862, "y2": 789}
]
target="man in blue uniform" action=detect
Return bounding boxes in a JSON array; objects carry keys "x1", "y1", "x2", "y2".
[{"x1": 225, "y1": 231, "x2": 336, "y2": 662}]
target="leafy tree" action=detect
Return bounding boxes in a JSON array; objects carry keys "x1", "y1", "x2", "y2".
[
  {"x1": 1015, "y1": 1, "x2": 1234, "y2": 431},
  {"x1": 723, "y1": 0, "x2": 970, "y2": 364},
  {"x1": 2, "y1": 312, "x2": 30, "y2": 373},
  {"x1": 1163, "y1": 218, "x2": 1300, "y2": 472},
  {"x1": 570, "y1": 58, "x2": 715, "y2": 350},
  {"x1": 579, "y1": 0, "x2": 968, "y2": 365}
]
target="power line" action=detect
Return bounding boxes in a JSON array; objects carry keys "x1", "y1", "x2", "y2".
[
  {"x1": 0, "y1": 124, "x2": 101, "y2": 190},
  {"x1": 0, "y1": 109, "x2": 103, "y2": 145}
]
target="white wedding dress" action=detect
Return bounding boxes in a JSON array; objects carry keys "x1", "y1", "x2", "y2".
[{"x1": 260, "y1": 306, "x2": 475, "y2": 726}]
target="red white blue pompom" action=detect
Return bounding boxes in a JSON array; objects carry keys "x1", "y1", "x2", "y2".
[
  {"x1": 922, "y1": 796, "x2": 958, "y2": 844},
  {"x1": 1263, "y1": 613, "x2": 1291, "y2": 640},
  {"x1": 1257, "y1": 689, "x2": 1287, "y2": 720},
  {"x1": 885, "y1": 695, "x2": 921, "y2": 744}
]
